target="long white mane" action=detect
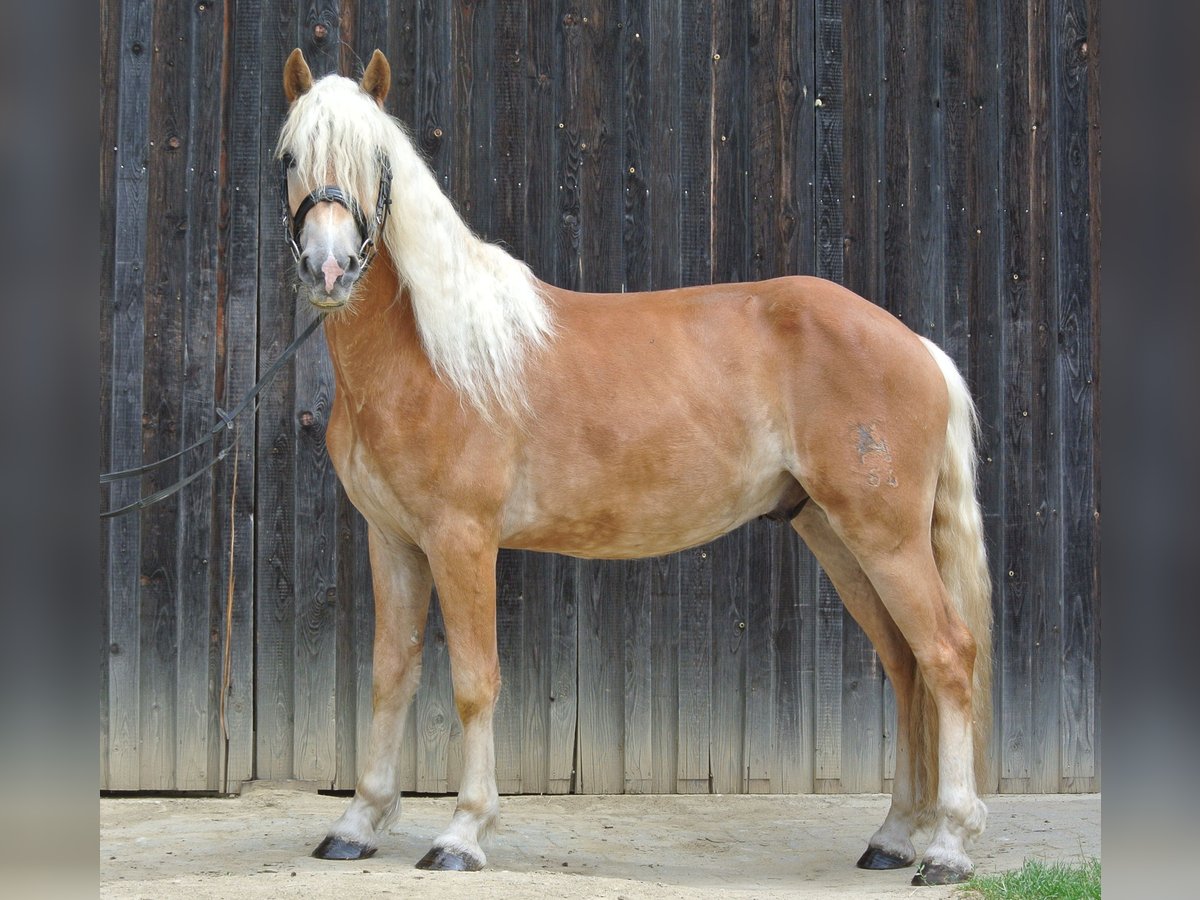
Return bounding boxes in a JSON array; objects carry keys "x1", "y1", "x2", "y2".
[{"x1": 276, "y1": 74, "x2": 554, "y2": 418}]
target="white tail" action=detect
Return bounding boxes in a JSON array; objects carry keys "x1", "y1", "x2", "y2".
[{"x1": 911, "y1": 337, "x2": 994, "y2": 816}]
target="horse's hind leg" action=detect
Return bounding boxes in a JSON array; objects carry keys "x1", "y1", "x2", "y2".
[
  {"x1": 832, "y1": 517, "x2": 986, "y2": 885},
  {"x1": 314, "y1": 529, "x2": 433, "y2": 860},
  {"x1": 791, "y1": 506, "x2": 919, "y2": 870},
  {"x1": 414, "y1": 522, "x2": 501, "y2": 871}
]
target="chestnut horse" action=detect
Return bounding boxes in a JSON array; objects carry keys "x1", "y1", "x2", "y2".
[{"x1": 277, "y1": 49, "x2": 992, "y2": 887}]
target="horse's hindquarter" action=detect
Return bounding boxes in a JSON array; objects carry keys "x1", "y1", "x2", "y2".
[{"x1": 503, "y1": 276, "x2": 934, "y2": 559}]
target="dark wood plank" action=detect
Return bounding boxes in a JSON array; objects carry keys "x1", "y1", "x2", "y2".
[
  {"x1": 521, "y1": 552, "x2": 552, "y2": 793},
  {"x1": 524, "y1": 0, "x2": 559, "y2": 282},
  {"x1": 1023, "y1": 0, "x2": 1063, "y2": 797},
  {"x1": 138, "y1": 0, "x2": 192, "y2": 790},
  {"x1": 416, "y1": 593, "x2": 453, "y2": 792},
  {"x1": 495, "y1": 550, "x2": 525, "y2": 793},
  {"x1": 254, "y1": 0, "x2": 301, "y2": 783},
  {"x1": 650, "y1": 553, "x2": 680, "y2": 793},
  {"x1": 677, "y1": 546, "x2": 713, "y2": 794},
  {"x1": 292, "y1": 338, "x2": 340, "y2": 784},
  {"x1": 577, "y1": 560, "x2": 623, "y2": 794},
  {"x1": 813, "y1": 567, "x2": 842, "y2": 791},
  {"x1": 100, "y1": 0, "x2": 120, "y2": 792},
  {"x1": 621, "y1": 0, "x2": 649, "y2": 292},
  {"x1": 1055, "y1": 0, "x2": 1099, "y2": 792},
  {"x1": 678, "y1": 0, "x2": 712, "y2": 289},
  {"x1": 645, "y1": 0, "x2": 681, "y2": 290},
  {"x1": 623, "y1": 560, "x2": 654, "y2": 793},
  {"x1": 548, "y1": 557, "x2": 579, "y2": 794},
  {"x1": 965, "y1": 0, "x2": 1004, "y2": 795},
  {"x1": 555, "y1": 3, "x2": 583, "y2": 292},
  {"x1": 106, "y1": 0, "x2": 156, "y2": 791},
  {"x1": 174, "y1": 0, "x2": 226, "y2": 791},
  {"x1": 209, "y1": 0, "x2": 263, "y2": 792},
  {"x1": 709, "y1": 529, "x2": 748, "y2": 795},
  {"x1": 744, "y1": 521, "x2": 776, "y2": 793},
  {"x1": 998, "y1": 0, "x2": 1037, "y2": 792},
  {"x1": 578, "y1": 0, "x2": 622, "y2": 292}
]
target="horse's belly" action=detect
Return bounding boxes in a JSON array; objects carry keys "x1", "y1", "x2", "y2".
[{"x1": 501, "y1": 468, "x2": 798, "y2": 559}]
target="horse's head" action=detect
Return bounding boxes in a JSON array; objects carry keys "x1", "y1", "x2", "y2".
[{"x1": 278, "y1": 49, "x2": 393, "y2": 310}]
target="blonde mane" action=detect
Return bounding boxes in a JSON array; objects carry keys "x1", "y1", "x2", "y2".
[{"x1": 276, "y1": 73, "x2": 554, "y2": 418}]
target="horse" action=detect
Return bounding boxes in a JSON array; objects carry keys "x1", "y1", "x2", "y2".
[{"x1": 276, "y1": 48, "x2": 993, "y2": 887}]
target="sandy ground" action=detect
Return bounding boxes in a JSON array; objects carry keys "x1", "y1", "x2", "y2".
[{"x1": 101, "y1": 788, "x2": 1099, "y2": 899}]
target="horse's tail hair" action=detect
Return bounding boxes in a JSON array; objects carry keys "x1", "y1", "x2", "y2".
[{"x1": 911, "y1": 337, "x2": 994, "y2": 823}]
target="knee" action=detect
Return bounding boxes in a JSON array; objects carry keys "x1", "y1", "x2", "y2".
[{"x1": 454, "y1": 666, "x2": 501, "y2": 722}]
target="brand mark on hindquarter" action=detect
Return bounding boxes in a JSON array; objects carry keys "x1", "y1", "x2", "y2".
[{"x1": 855, "y1": 423, "x2": 899, "y2": 488}]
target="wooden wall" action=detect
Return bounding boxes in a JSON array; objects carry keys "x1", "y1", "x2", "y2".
[{"x1": 101, "y1": 0, "x2": 1101, "y2": 795}]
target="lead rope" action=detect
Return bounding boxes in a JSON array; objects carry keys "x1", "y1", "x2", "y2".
[{"x1": 220, "y1": 435, "x2": 239, "y2": 795}]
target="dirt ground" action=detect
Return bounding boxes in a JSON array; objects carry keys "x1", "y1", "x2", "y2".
[{"x1": 101, "y1": 788, "x2": 1099, "y2": 899}]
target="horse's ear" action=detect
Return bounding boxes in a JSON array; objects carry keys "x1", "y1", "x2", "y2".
[
  {"x1": 283, "y1": 48, "x2": 313, "y2": 104},
  {"x1": 361, "y1": 50, "x2": 391, "y2": 107}
]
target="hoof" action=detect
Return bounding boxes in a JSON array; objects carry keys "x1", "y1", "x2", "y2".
[
  {"x1": 312, "y1": 835, "x2": 377, "y2": 860},
  {"x1": 415, "y1": 846, "x2": 484, "y2": 871},
  {"x1": 857, "y1": 846, "x2": 915, "y2": 870},
  {"x1": 912, "y1": 861, "x2": 972, "y2": 886}
]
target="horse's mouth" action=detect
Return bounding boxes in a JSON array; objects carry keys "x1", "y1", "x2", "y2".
[{"x1": 309, "y1": 296, "x2": 348, "y2": 310}]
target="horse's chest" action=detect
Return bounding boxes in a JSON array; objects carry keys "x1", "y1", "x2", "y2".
[{"x1": 325, "y1": 415, "x2": 425, "y2": 537}]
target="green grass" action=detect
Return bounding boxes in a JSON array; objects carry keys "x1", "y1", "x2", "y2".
[{"x1": 959, "y1": 858, "x2": 1101, "y2": 899}]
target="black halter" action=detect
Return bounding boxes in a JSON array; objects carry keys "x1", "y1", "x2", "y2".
[{"x1": 280, "y1": 153, "x2": 393, "y2": 274}]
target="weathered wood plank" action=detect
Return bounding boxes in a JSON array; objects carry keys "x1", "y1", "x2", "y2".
[
  {"x1": 650, "y1": 553, "x2": 681, "y2": 794},
  {"x1": 577, "y1": 561, "x2": 623, "y2": 794},
  {"x1": 417, "y1": 593, "x2": 453, "y2": 793},
  {"x1": 139, "y1": 0, "x2": 192, "y2": 790},
  {"x1": 677, "y1": 546, "x2": 713, "y2": 795},
  {"x1": 813, "y1": 568, "x2": 842, "y2": 790},
  {"x1": 174, "y1": 0, "x2": 225, "y2": 791},
  {"x1": 106, "y1": 0, "x2": 155, "y2": 791},
  {"x1": 1055, "y1": 0, "x2": 1098, "y2": 792},
  {"x1": 964, "y1": 0, "x2": 1004, "y2": 794},
  {"x1": 211, "y1": 0, "x2": 264, "y2": 792},
  {"x1": 495, "y1": 550, "x2": 525, "y2": 793},
  {"x1": 579, "y1": 1, "x2": 622, "y2": 292},
  {"x1": 254, "y1": 0, "x2": 301, "y2": 783},
  {"x1": 100, "y1": 0, "x2": 120, "y2": 792},
  {"x1": 1025, "y1": 0, "x2": 1064, "y2": 797},
  {"x1": 622, "y1": 561, "x2": 654, "y2": 794},
  {"x1": 998, "y1": 0, "x2": 1037, "y2": 791},
  {"x1": 548, "y1": 557, "x2": 579, "y2": 794},
  {"x1": 621, "y1": 0, "x2": 649, "y2": 293}
]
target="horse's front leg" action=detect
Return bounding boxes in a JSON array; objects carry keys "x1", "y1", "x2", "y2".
[
  {"x1": 313, "y1": 529, "x2": 433, "y2": 860},
  {"x1": 415, "y1": 523, "x2": 501, "y2": 871}
]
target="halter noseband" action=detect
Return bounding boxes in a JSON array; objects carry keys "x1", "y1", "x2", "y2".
[{"x1": 280, "y1": 153, "x2": 393, "y2": 275}]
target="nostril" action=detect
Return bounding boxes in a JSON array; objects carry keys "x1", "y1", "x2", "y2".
[
  {"x1": 345, "y1": 254, "x2": 361, "y2": 274},
  {"x1": 299, "y1": 253, "x2": 320, "y2": 281}
]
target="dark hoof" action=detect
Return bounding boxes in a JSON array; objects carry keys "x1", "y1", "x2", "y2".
[
  {"x1": 415, "y1": 846, "x2": 484, "y2": 871},
  {"x1": 312, "y1": 835, "x2": 377, "y2": 860},
  {"x1": 857, "y1": 846, "x2": 915, "y2": 870},
  {"x1": 912, "y1": 862, "x2": 972, "y2": 886}
]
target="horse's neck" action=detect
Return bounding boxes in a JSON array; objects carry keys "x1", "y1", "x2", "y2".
[{"x1": 322, "y1": 259, "x2": 430, "y2": 402}]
